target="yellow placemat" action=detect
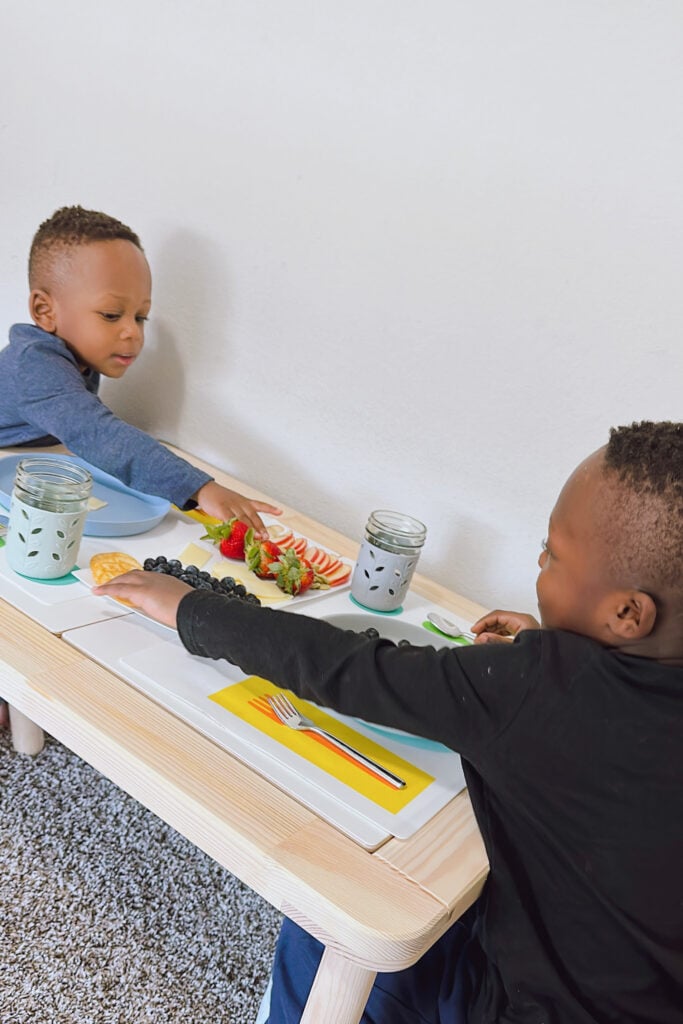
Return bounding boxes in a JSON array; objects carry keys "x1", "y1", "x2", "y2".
[{"x1": 209, "y1": 676, "x2": 434, "y2": 812}]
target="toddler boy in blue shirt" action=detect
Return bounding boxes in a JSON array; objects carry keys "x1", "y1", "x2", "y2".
[{"x1": 0, "y1": 205, "x2": 279, "y2": 530}]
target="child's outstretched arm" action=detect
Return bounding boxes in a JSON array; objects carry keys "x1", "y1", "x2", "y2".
[
  {"x1": 471, "y1": 609, "x2": 541, "y2": 643},
  {"x1": 191, "y1": 480, "x2": 281, "y2": 537}
]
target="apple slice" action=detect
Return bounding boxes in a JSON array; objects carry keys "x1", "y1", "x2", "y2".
[
  {"x1": 305, "y1": 547, "x2": 333, "y2": 572},
  {"x1": 268, "y1": 526, "x2": 295, "y2": 548},
  {"x1": 324, "y1": 563, "x2": 352, "y2": 586},
  {"x1": 291, "y1": 536, "x2": 309, "y2": 557},
  {"x1": 320, "y1": 556, "x2": 343, "y2": 574}
]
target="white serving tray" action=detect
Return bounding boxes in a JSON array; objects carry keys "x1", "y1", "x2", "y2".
[{"x1": 0, "y1": 508, "x2": 351, "y2": 634}]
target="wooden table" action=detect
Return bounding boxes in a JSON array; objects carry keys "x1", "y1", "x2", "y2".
[{"x1": 0, "y1": 446, "x2": 489, "y2": 1024}]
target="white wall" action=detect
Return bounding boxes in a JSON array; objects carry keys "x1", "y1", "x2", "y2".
[{"x1": 1, "y1": 1, "x2": 681, "y2": 614}]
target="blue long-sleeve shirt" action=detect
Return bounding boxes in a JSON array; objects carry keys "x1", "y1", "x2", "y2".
[{"x1": 0, "y1": 323, "x2": 212, "y2": 505}]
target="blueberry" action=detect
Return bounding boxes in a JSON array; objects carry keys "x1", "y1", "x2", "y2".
[
  {"x1": 398, "y1": 639, "x2": 411, "y2": 647},
  {"x1": 363, "y1": 627, "x2": 380, "y2": 639},
  {"x1": 234, "y1": 584, "x2": 247, "y2": 597},
  {"x1": 154, "y1": 555, "x2": 167, "y2": 565},
  {"x1": 168, "y1": 559, "x2": 182, "y2": 571},
  {"x1": 143, "y1": 558, "x2": 156, "y2": 570}
]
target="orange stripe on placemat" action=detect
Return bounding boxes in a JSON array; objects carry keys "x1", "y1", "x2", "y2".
[{"x1": 209, "y1": 677, "x2": 434, "y2": 812}]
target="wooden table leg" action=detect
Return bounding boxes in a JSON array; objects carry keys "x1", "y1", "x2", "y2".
[
  {"x1": 300, "y1": 947, "x2": 376, "y2": 1024},
  {"x1": 9, "y1": 704, "x2": 45, "y2": 754}
]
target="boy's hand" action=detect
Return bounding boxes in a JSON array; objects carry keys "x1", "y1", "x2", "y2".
[
  {"x1": 193, "y1": 481, "x2": 281, "y2": 537},
  {"x1": 471, "y1": 609, "x2": 541, "y2": 644},
  {"x1": 93, "y1": 570, "x2": 192, "y2": 628}
]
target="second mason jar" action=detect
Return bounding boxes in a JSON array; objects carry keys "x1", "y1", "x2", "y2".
[
  {"x1": 5, "y1": 458, "x2": 93, "y2": 580},
  {"x1": 350, "y1": 509, "x2": 427, "y2": 612}
]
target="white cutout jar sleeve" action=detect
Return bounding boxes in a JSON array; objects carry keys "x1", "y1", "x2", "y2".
[
  {"x1": 5, "y1": 457, "x2": 92, "y2": 580},
  {"x1": 350, "y1": 509, "x2": 427, "y2": 612}
]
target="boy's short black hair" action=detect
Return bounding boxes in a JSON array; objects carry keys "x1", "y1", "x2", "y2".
[
  {"x1": 29, "y1": 205, "x2": 142, "y2": 289},
  {"x1": 601, "y1": 421, "x2": 682, "y2": 598}
]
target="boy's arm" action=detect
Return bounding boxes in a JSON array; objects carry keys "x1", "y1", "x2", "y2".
[
  {"x1": 13, "y1": 332, "x2": 276, "y2": 527},
  {"x1": 174, "y1": 589, "x2": 536, "y2": 757},
  {"x1": 94, "y1": 572, "x2": 540, "y2": 757}
]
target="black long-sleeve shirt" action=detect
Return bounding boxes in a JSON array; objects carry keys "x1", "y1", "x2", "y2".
[{"x1": 177, "y1": 590, "x2": 683, "y2": 1024}]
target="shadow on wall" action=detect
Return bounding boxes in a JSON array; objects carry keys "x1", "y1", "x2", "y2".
[
  {"x1": 100, "y1": 228, "x2": 229, "y2": 438},
  {"x1": 100, "y1": 229, "x2": 341, "y2": 520}
]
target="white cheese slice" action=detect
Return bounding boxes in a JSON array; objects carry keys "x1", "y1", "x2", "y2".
[
  {"x1": 178, "y1": 542, "x2": 212, "y2": 569},
  {"x1": 87, "y1": 496, "x2": 108, "y2": 511}
]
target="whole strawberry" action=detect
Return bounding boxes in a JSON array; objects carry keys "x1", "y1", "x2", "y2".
[
  {"x1": 244, "y1": 529, "x2": 282, "y2": 578},
  {"x1": 272, "y1": 548, "x2": 328, "y2": 596},
  {"x1": 201, "y1": 517, "x2": 249, "y2": 560}
]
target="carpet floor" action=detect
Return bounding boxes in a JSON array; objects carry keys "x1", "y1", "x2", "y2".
[{"x1": 0, "y1": 727, "x2": 281, "y2": 1023}]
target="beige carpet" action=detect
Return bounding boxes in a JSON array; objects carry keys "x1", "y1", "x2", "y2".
[{"x1": 0, "y1": 728, "x2": 281, "y2": 1023}]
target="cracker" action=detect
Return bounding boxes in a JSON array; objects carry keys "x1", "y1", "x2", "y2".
[{"x1": 90, "y1": 552, "x2": 143, "y2": 585}]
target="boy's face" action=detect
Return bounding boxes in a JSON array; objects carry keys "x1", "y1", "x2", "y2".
[
  {"x1": 37, "y1": 239, "x2": 152, "y2": 378},
  {"x1": 536, "y1": 450, "x2": 616, "y2": 640}
]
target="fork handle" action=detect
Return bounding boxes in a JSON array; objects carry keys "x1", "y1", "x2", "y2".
[{"x1": 310, "y1": 727, "x2": 406, "y2": 789}]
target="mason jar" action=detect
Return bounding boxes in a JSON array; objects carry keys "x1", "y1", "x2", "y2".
[
  {"x1": 350, "y1": 509, "x2": 427, "y2": 612},
  {"x1": 5, "y1": 458, "x2": 93, "y2": 579}
]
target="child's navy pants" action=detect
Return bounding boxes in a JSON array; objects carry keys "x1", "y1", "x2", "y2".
[{"x1": 264, "y1": 907, "x2": 476, "y2": 1023}]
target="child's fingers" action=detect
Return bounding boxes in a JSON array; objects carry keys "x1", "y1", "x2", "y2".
[
  {"x1": 473, "y1": 631, "x2": 516, "y2": 645},
  {"x1": 471, "y1": 609, "x2": 539, "y2": 636},
  {"x1": 251, "y1": 500, "x2": 282, "y2": 516},
  {"x1": 471, "y1": 610, "x2": 516, "y2": 635},
  {"x1": 93, "y1": 571, "x2": 190, "y2": 627},
  {"x1": 235, "y1": 501, "x2": 282, "y2": 537}
]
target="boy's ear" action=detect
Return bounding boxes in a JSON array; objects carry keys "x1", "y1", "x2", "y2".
[
  {"x1": 29, "y1": 289, "x2": 57, "y2": 333},
  {"x1": 607, "y1": 591, "x2": 657, "y2": 640}
]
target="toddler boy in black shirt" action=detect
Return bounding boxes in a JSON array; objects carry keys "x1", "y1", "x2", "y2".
[{"x1": 96, "y1": 421, "x2": 683, "y2": 1024}]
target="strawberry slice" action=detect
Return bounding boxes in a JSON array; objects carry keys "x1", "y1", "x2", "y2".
[
  {"x1": 274, "y1": 548, "x2": 313, "y2": 598},
  {"x1": 244, "y1": 529, "x2": 282, "y2": 578},
  {"x1": 201, "y1": 518, "x2": 250, "y2": 560}
]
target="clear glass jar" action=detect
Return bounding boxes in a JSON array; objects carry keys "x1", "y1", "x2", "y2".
[
  {"x1": 363, "y1": 510, "x2": 427, "y2": 554},
  {"x1": 6, "y1": 458, "x2": 93, "y2": 579},
  {"x1": 13, "y1": 458, "x2": 93, "y2": 512},
  {"x1": 351, "y1": 509, "x2": 427, "y2": 612}
]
